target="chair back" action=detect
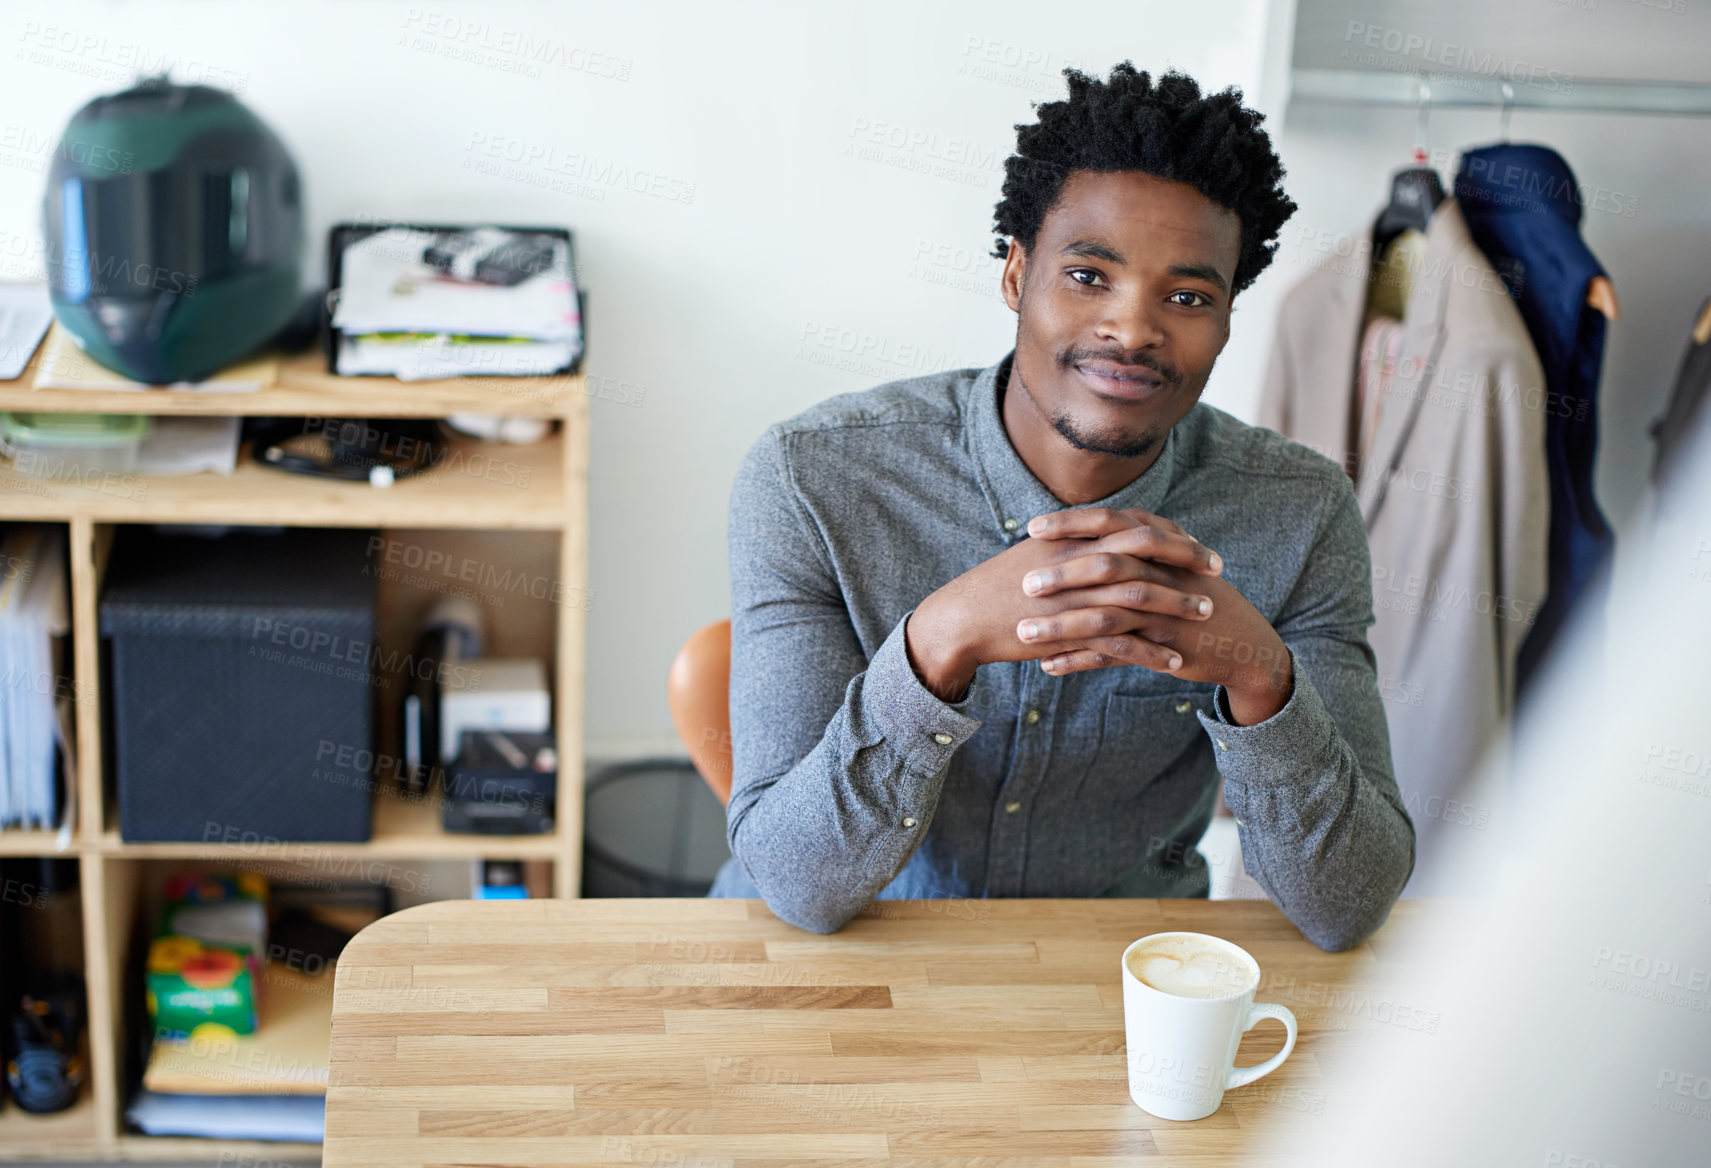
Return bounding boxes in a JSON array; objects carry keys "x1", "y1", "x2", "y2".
[{"x1": 667, "y1": 619, "x2": 733, "y2": 805}]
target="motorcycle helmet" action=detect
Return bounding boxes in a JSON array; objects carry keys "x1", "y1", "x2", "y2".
[{"x1": 42, "y1": 76, "x2": 303, "y2": 384}]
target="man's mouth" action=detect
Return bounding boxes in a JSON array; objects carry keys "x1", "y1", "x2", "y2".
[{"x1": 1073, "y1": 361, "x2": 1171, "y2": 400}]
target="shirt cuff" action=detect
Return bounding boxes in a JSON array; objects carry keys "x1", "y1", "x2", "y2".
[
  {"x1": 1195, "y1": 648, "x2": 1338, "y2": 788},
  {"x1": 863, "y1": 610, "x2": 983, "y2": 775}
]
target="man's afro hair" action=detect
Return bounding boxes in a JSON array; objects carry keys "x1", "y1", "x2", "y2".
[{"x1": 992, "y1": 63, "x2": 1296, "y2": 297}]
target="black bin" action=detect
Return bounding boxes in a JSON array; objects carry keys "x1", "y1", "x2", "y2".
[
  {"x1": 582, "y1": 759, "x2": 730, "y2": 896},
  {"x1": 100, "y1": 526, "x2": 377, "y2": 842}
]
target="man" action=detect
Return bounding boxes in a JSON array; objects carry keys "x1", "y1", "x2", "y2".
[{"x1": 708, "y1": 64, "x2": 1415, "y2": 951}]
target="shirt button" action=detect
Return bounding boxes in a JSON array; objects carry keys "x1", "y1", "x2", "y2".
[
  {"x1": 1004, "y1": 800, "x2": 1022, "y2": 814},
  {"x1": 933, "y1": 732, "x2": 953, "y2": 745},
  {"x1": 1024, "y1": 708, "x2": 1041, "y2": 724},
  {"x1": 1002, "y1": 518, "x2": 1019, "y2": 531},
  {"x1": 902, "y1": 817, "x2": 918, "y2": 828},
  {"x1": 1174, "y1": 700, "x2": 1192, "y2": 714}
]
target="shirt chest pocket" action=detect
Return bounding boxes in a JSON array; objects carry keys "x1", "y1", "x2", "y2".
[{"x1": 1080, "y1": 689, "x2": 1211, "y2": 800}]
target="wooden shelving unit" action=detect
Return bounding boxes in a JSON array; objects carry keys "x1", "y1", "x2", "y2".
[{"x1": 0, "y1": 344, "x2": 589, "y2": 1162}]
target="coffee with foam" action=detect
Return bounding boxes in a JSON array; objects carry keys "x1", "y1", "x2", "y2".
[{"x1": 1125, "y1": 934, "x2": 1255, "y2": 999}]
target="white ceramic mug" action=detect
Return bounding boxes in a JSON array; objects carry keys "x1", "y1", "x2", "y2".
[{"x1": 1120, "y1": 930, "x2": 1298, "y2": 1121}]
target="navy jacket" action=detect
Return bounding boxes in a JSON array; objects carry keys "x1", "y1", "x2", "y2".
[{"x1": 1455, "y1": 143, "x2": 1614, "y2": 697}]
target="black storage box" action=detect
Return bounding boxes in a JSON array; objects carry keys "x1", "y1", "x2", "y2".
[{"x1": 100, "y1": 527, "x2": 377, "y2": 842}]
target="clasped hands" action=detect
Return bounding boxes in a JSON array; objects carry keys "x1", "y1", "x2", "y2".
[{"x1": 906, "y1": 506, "x2": 1294, "y2": 726}]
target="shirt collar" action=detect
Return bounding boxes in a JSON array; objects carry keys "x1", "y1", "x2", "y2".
[{"x1": 964, "y1": 351, "x2": 1180, "y2": 538}]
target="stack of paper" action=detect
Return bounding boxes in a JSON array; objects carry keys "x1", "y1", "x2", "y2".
[
  {"x1": 134, "y1": 416, "x2": 242, "y2": 476},
  {"x1": 32, "y1": 323, "x2": 275, "y2": 392},
  {"x1": 126, "y1": 1092, "x2": 325, "y2": 1142},
  {"x1": 0, "y1": 525, "x2": 71, "y2": 832},
  {"x1": 331, "y1": 227, "x2": 582, "y2": 381},
  {"x1": 132, "y1": 961, "x2": 332, "y2": 1141},
  {"x1": 142, "y1": 964, "x2": 331, "y2": 1096},
  {"x1": 0, "y1": 284, "x2": 54, "y2": 380}
]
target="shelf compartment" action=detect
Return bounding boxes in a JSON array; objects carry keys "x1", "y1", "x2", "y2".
[
  {"x1": 0, "y1": 856, "x2": 93, "y2": 1160},
  {"x1": 101, "y1": 791, "x2": 571, "y2": 860},
  {"x1": 0, "y1": 1082, "x2": 103, "y2": 1161},
  {"x1": 0, "y1": 433, "x2": 569, "y2": 528},
  {"x1": 0, "y1": 827, "x2": 76, "y2": 856},
  {"x1": 113, "y1": 1133, "x2": 322, "y2": 1161},
  {"x1": 0, "y1": 349, "x2": 588, "y2": 419}
]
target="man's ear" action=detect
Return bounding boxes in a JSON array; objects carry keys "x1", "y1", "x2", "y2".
[{"x1": 1000, "y1": 239, "x2": 1026, "y2": 313}]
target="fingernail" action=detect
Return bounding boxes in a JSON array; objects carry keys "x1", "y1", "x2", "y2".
[
  {"x1": 1023, "y1": 573, "x2": 1042, "y2": 595},
  {"x1": 1208, "y1": 552, "x2": 1223, "y2": 574},
  {"x1": 1028, "y1": 517, "x2": 1046, "y2": 535},
  {"x1": 1019, "y1": 621, "x2": 1038, "y2": 641},
  {"x1": 1041, "y1": 658, "x2": 1058, "y2": 672},
  {"x1": 1198, "y1": 598, "x2": 1212, "y2": 616},
  {"x1": 1167, "y1": 655, "x2": 1183, "y2": 669}
]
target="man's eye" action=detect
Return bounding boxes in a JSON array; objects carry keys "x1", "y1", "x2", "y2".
[
  {"x1": 1169, "y1": 290, "x2": 1209, "y2": 307},
  {"x1": 1069, "y1": 269, "x2": 1106, "y2": 288}
]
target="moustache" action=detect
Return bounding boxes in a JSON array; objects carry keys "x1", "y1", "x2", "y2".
[{"x1": 1058, "y1": 347, "x2": 1183, "y2": 386}]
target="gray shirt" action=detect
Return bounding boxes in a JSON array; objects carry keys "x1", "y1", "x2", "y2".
[{"x1": 709, "y1": 352, "x2": 1415, "y2": 950}]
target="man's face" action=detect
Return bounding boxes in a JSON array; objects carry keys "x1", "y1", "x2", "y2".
[{"x1": 1001, "y1": 170, "x2": 1242, "y2": 459}]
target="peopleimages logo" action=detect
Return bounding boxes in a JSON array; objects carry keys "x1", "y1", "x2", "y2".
[
  {"x1": 1459, "y1": 153, "x2": 1639, "y2": 219},
  {"x1": 0, "y1": 124, "x2": 134, "y2": 175},
  {"x1": 1342, "y1": 21, "x2": 1576, "y2": 94}
]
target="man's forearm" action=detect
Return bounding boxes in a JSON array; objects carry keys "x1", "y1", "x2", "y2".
[
  {"x1": 1201, "y1": 655, "x2": 1415, "y2": 951},
  {"x1": 904, "y1": 601, "x2": 976, "y2": 703},
  {"x1": 1225, "y1": 645, "x2": 1295, "y2": 726},
  {"x1": 727, "y1": 612, "x2": 981, "y2": 932}
]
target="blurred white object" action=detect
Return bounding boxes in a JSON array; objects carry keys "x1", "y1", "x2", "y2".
[
  {"x1": 0, "y1": 283, "x2": 53, "y2": 379},
  {"x1": 1199, "y1": 815, "x2": 1267, "y2": 900},
  {"x1": 134, "y1": 416, "x2": 242, "y2": 475},
  {"x1": 445, "y1": 413, "x2": 549, "y2": 443},
  {"x1": 439, "y1": 658, "x2": 551, "y2": 764},
  {"x1": 1256, "y1": 397, "x2": 1711, "y2": 1166}
]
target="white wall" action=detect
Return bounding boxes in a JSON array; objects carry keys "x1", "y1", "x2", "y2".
[{"x1": 0, "y1": 0, "x2": 1278, "y2": 758}]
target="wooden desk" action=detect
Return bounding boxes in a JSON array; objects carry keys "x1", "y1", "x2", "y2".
[{"x1": 325, "y1": 898, "x2": 1432, "y2": 1166}]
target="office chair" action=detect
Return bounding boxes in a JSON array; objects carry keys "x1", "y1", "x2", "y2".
[{"x1": 667, "y1": 619, "x2": 733, "y2": 805}]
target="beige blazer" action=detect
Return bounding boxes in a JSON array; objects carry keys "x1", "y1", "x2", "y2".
[{"x1": 1260, "y1": 198, "x2": 1548, "y2": 893}]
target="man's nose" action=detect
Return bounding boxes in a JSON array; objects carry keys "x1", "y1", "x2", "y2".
[{"x1": 1096, "y1": 296, "x2": 1166, "y2": 350}]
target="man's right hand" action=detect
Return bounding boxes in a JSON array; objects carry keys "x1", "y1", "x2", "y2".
[{"x1": 904, "y1": 507, "x2": 1223, "y2": 702}]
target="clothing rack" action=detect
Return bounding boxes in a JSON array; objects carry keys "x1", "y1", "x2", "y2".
[{"x1": 1292, "y1": 68, "x2": 1711, "y2": 118}]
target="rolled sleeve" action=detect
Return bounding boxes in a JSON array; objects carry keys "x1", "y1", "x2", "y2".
[
  {"x1": 724, "y1": 611, "x2": 984, "y2": 932},
  {"x1": 721, "y1": 424, "x2": 986, "y2": 932},
  {"x1": 1196, "y1": 648, "x2": 1340, "y2": 789},
  {"x1": 1187, "y1": 473, "x2": 1415, "y2": 951},
  {"x1": 864, "y1": 610, "x2": 983, "y2": 775}
]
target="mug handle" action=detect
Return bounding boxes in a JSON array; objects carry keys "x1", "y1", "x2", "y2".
[{"x1": 1224, "y1": 1001, "x2": 1297, "y2": 1090}]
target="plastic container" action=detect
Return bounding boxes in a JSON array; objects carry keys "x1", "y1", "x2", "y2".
[{"x1": 0, "y1": 412, "x2": 148, "y2": 477}]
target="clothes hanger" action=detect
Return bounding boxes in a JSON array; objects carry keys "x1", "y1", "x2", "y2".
[
  {"x1": 1587, "y1": 277, "x2": 1620, "y2": 322},
  {"x1": 1373, "y1": 80, "x2": 1445, "y2": 253},
  {"x1": 1499, "y1": 83, "x2": 1621, "y2": 323},
  {"x1": 1498, "y1": 82, "x2": 1620, "y2": 322}
]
